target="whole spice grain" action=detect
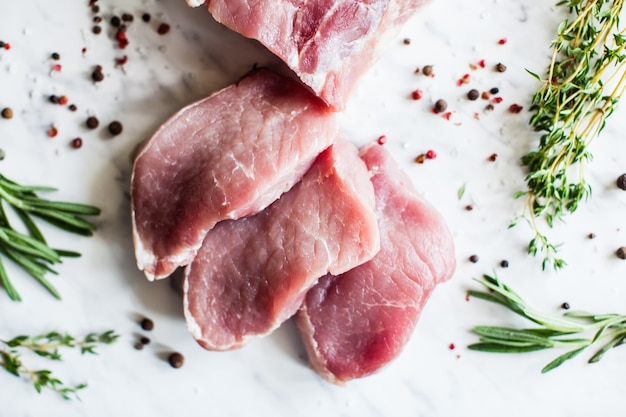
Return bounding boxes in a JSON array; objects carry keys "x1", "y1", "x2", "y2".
[
  {"x1": 500, "y1": 260, "x2": 509, "y2": 268},
  {"x1": 561, "y1": 302, "x2": 571, "y2": 310},
  {"x1": 434, "y1": 99, "x2": 447, "y2": 113},
  {"x1": 140, "y1": 336, "x2": 150, "y2": 345},
  {"x1": 51, "y1": 52, "x2": 60, "y2": 60},
  {"x1": 93, "y1": 16, "x2": 102, "y2": 23},
  {"x1": 616, "y1": 174, "x2": 626, "y2": 190},
  {"x1": 422, "y1": 65, "x2": 433, "y2": 77},
  {"x1": 91, "y1": 5, "x2": 100, "y2": 13},
  {"x1": 71, "y1": 138, "x2": 83, "y2": 149},
  {"x1": 495, "y1": 63, "x2": 507, "y2": 73},
  {"x1": 91, "y1": 67, "x2": 104, "y2": 82},
  {"x1": 86, "y1": 116, "x2": 99, "y2": 129},
  {"x1": 92, "y1": 25, "x2": 102, "y2": 35},
  {"x1": 617, "y1": 247, "x2": 626, "y2": 260},
  {"x1": 134, "y1": 342, "x2": 145, "y2": 350},
  {"x1": 467, "y1": 89, "x2": 479, "y2": 101},
  {"x1": 142, "y1": 13, "x2": 151, "y2": 23},
  {"x1": 108, "y1": 121, "x2": 123, "y2": 136},
  {"x1": 487, "y1": 153, "x2": 498, "y2": 162},
  {"x1": 469, "y1": 255, "x2": 479, "y2": 263},
  {"x1": 168, "y1": 352, "x2": 184, "y2": 368},
  {"x1": 415, "y1": 154, "x2": 426, "y2": 164},
  {"x1": 588, "y1": 233, "x2": 596, "y2": 239},
  {"x1": 403, "y1": 38, "x2": 411, "y2": 45},
  {"x1": 1, "y1": 107, "x2": 13, "y2": 119},
  {"x1": 49, "y1": 95, "x2": 59, "y2": 104},
  {"x1": 111, "y1": 15, "x2": 121, "y2": 27},
  {"x1": 157, "y1": 23, "x2": 171, "y2": 35},
  {"x1": 509, "y1": 104, "x2": 524, "y2": 114},
  {"x1": 140, "y1": 317, "x2": 154, "y2": 331},
  {"x1": 122, "y1": 13, "x2": 134, "y2": 22},
  {"x1": 489, "y1": 87, "x2": 500, "y2": 95},
  {"x1": 411, "y1": 89, "x2": 423, "y2": 100},
  {"x1": 68, "y1": 104, "x2": 77, "y2": 112}
]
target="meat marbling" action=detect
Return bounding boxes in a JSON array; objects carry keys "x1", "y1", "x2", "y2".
[
  {"x1": 183, "y1": 140, "x2": 380, "y2": 351},
  {"x1": 131, "y1": 69, "x2": 337, "y2": 281},
  {"x1": 295, "y1": 144, "x2": 456, "y2": 384},
  {"x1": 188, "y1": 0, "x2": 431, "y2": 110}
]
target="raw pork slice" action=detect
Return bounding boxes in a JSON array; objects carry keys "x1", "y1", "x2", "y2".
[
  {"x1": 295, "y1": 144, "x2": 455, "y2": 384},
  {"x1": 190, "y1": 0, "x2": 430, "y2": 110},
  {"x1": 131, "y1": 69, "x2": 337, "y2": 281},
  {"x1": 184, "y1": 140, "x2": 380, "y2": 351}
]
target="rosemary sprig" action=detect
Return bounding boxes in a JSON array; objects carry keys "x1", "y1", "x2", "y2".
[
  {"x1": 0, "y1": 330, "x2": 119, "y2": 399},
  {"x1": 0, "y1": 174, "x2": 100, "y2": 301},
  {"x1": 513, "y1": 0, "x2": 626, "y2": 270},
  {"x1": 468, "y1": 274, "x2": 626, "y2": 373}
]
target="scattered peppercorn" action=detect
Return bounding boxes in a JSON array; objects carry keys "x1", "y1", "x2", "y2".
[
  {"x1": 489, "y1": 87, "x2": 499, "y2": 95},
  {"x1": 51, "y1": 52, "x2": 60, "y2": 60},
  {"x1": 481, "y1": 91, "x2": 491, "y2": 100},
  {"x1": 422, "y1": 65, "x2": 433, "y2": 77},
  {"x1": 377, "y1": 135, "x2": 387, "y2": 145},
  {"x1": 588, "y1": 233, "x2": 596, "y2": 239},
  {"x1": 140, "y1": 336, "x2": 151, "y2": 345},
  {"x1": 157, "y1": 23, "x2": 171, "y2": 35},
  {"x1": 91, "y1": 67, "x2": 105, "y2": 82},
  {"x1": 561, "y1": 302, "x2": 570, "y2": 310},
  {"x1": 465, "y1": 204, "x2": 473, "y2": 211},
  {"x1": 1, "y1": 108, "x2": 13, "y2": 119},
  {"x1": 467, "y1": 89, "x2": 479, "y2": 100},
  {"x1": 108, "y1": 120, "x2": 123, "y2": 136},
  {"x1": 500, "y1": 260, "x2": 509, "y2": 268},
  {"x1": 58, "y1": 95, "x2": 68, "y2": 105},
  {"x1": 111, "y1": 15, "x2": 121, "y2": 27},
  {"x1": 492, "y1": 97, "x2": 503, "y2": 104},
  {"x1": 469, "y1": 255, "x2": 479, "y2": 263},
  {"x1": 403, "y1": 38, "x2": 411, "y2": 45},
  {"x1": 93, "y1": 16, "x2": 102, "y2": 23},
  {"x1": 71, "y1": 137, "x2": 83, "y2": 149},
  {"x1": 86, "y1": 116, "x2": 99, "y2": 129},
  {"x1": 415, "y1": 154, "x2": 426, "y2": 164},
  {"x1": 0, "y1": 41, "x2": 4, "y2": 48},
  {"x1": 485, "y1": 104, "x2": 495, "y2": 111},
  {"x1": 509, "y1": 104, "x2": 524, "y2": 114},
  {"x1": 47, "y1": 126, "x2": 58, "y2": 138},
  {"x1": 134, "y1": 342, "x2": 145, "y2": 350},
  {"x1": 478, "y1": 59, "x2": 486, "y2": 68},
  {"x1": 448, "y1": 343, "x2": 456, "y2": 350},
  {"x1": 92, "y1": 25, "x2": 102, "y2": 35},
  {"x1": 498, "y1": 38, "x2": 507, "y2": 45},
  {"x1": 426, "y1": 149, "x2": 437, "y2": 159},
  {"x1": 140, "y1": 317, "x2": 154, "y2": 331},
  {"x1": 495, "y1": 63, "x2": 507, "y2": 73},
  {"x1": 142, "y1": 13, "x2": 151, "y2": 22},
  {"x1": 122, "y1": 13, "x2": 134, "y2": 22},
  {"x1": 434, "y1": 99, "x2": 447, "y2": 113},
  {"x1": 68, "y1": 104, "x2": 77, "y2": 112},
  {"x1": 411, "y1": 89, "x2": 423, "y2": 100},
  {"x1": 92, "y1": 5, "x2": 100, "y2": 13},
  {"x1": 49, "y1": 95, "x2": 59, "y2": 104},
  {"x1": 168, "y1": 352, "x2": 184, "y2": 368},
  {"x1": 487, "y1": 153, "x2": 498, "y2": 162},
  {"x1": 616, "y1": 174, "x2": 626, "y2": 190},
  {"x1": 616, "y1": 247, "x2": 626, "y2": 260}
]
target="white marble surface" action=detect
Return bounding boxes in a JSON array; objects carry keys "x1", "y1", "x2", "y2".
[{"x1": 1, "y1": 0, "x2": 626, "y2": 416}]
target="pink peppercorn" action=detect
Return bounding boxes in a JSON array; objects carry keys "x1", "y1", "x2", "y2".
[
  {"x1": 411, "y1": 89, "x2": 423, "y2": 100},
  {"x1": 426, "y1": 149, "x2": 436, "y2": 159},
  {"x1": 377, "y1": 135, "x2": 387, "y2": 145}
]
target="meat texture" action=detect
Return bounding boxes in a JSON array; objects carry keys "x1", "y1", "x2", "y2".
[
  {"x1": 131, "y1": 69, "x2": 337, "y2": 281},
  {"x1": 191, "y1": 0, "x2": 430, "y2": 110},
  {"x1": 296, "y1": 144, "x2": 455, "y2": 384},
  {"x1": 184, "y1": 140, "x2": 380, "y2": 351}
]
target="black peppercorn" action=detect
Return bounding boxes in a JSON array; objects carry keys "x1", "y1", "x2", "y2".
[
  {"x1": 142, "y1": 13, "x2": 151, "y2": 22},
  {"x1": 140, "y1": 336, "x2": 151, "y2": 345},
  {"x1": 49, "y1": 95, "x2": 59, "y2": 104},
  {"x1": 422, "y1": 65, "x2": 433, "y2": 77},
  {"x1": 51, "y1": 52, "x2": 60, "y2": 60},
  {"x1": 469, "y1": 254, "x2": 479, "y2": 263},
  {"x1": 617, "y1": 247, "x2": 626, "y2": 260},
  {"x1": 168, "y1": 352, "x2": 184, "y2": 368},
  {"x1": 434, "y1": 99, "x2": 447, "y2": 113},
  {"x1": 495, "y1": 63, "x2": 507, "y2": 73},
  {"x1": 92, "y1": 25, "x2": 102, "y2": 35},
  {"x1": 467, "y1": 89, "x2": 479, "y2": 101},
  {"x1": 111, "y1": 15, "x2": 121, "y2": 27},
  {"x1": 86, "y1": 116, "x2": 99, "y2": 129},
  {"x1": 500, "y1": 260, "x2": 509, "y2": 268},
  {"x1": 122, "y1": 13, "x2": 134, "y2": 22},
  {"x1": 561, "y1": 302, "x2": 570, "y2": 310},
  {"x1": 616, "y1": 174, "x2": 626, "y2": 190},
  {"x1": 91, "y1": 68, "x2": 104, "y2": 82},
  {"x1": 108, "y1": 121, "x2": 123, "y2": 136},
  {"x1": 157, "y1": 23, "x2": 171, "y2": 35},
  {"x1": 140, "y1": 317, "x2": 154, "y2": 331},
  {"x1": 489, "y1": 87, "x2": 500, "y2": 95}
]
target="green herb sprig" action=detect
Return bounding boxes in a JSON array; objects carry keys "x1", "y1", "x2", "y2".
[
  {"x1": 0, "y1": 174, "x2": 100, "y2": 301},
  {"x1": 0, "y1": 330, "x2": 119, "y2": 399},
  {"x1": 512, "y1": 0, "x2": 626, "y2": 270},
  {"x1": 468, "y1": 274, "x2": 626, "y2": 373}
]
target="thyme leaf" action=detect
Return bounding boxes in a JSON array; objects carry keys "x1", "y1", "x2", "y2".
[
  {"x1": 516, "y1": 0, "x2": 626, "y2": 270},
  {"x1": 0, "y1": 330, "x2": 119, "y2": 400},
  {"x1": 0, "y1": 174, "x2": 100, "y2": 301},
  {"x1": 468, "y1": 274, "x2": 626, "y2": 373}
]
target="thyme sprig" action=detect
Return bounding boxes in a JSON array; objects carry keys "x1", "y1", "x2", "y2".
[
  {"x1": 468, "y1": 274, "x2": 626, "y2": 373},
  {"x1": 0, "y1": 174, "x2": 100, "y2": 301},
  {"x1": 0, "y1": 330, "x2": 119, "y2": 399},
  {"x1": 513, "y1": 0, "x2": 626, "y2": 270}
]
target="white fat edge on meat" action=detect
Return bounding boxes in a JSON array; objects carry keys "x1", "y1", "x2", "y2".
[{"x1": 185, "y1": 0, "x2": 205, "y2": 7}]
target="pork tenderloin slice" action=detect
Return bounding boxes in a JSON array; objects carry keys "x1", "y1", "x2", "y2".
[
  {"x1": 296, "y1": 143, "x2": 456, "y2": 384},
  {"x1": 199, "y1": 0, "x2": 431, "y2": 111},
  {"x1": 183, "y1": 140, "x2": 380, "y2": 351},
  {"x1": 131, "y1": 69, "x2": 337, "y2": 281}
]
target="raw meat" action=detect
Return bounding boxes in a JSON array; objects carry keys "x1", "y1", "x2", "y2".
[
  {"x1": 183, "y1": 140, "x2": 380, "y2": 351},
  {"x1": 190, "y1": 0, "x2": 430, "y2": 110},
  {"x1": 131, "y1": 69, "x2": 337, "y2": 281},
  {"x1": 295, "y1": 144, "x2": 455, "y2": 384}
]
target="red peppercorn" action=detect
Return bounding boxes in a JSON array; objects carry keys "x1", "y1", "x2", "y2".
[
  {"x1": 478, "y1": 59, "x2": 486, "y2": 68},
  {"x1": 442, "y1": 112, "x2": 452, "y2": 121},
  {"x1": 493, "y1": 97, "x2": 503, "y2": 104},
  {"x1": 411, "y1": 89, "x2": 423, "y2": 100},
  {"x1": 426, "y1": 149, "x2": 437, "y2": 159},
  {"x1": 498, "y1": 38, "x2": 507, "y2": 45},
  {"x1": 377, "y1": 135, "x2": 387, "y2": 145},
  {"x1": 449, "y1": 343, "x2": 456, "y2": 350},
  {"x1": 509, "y1": 103, "x2": 524, "y2": 114},
  {"x1": 82, "y1": 47, "x2": 88, "y2": 54},
  {"x1": 52, "y1": 64, "x2": 62, "y2": 72},
  {"x1": 116, "y1": 55, "x2": 128, "y2": 66},
  {"x1": 58, "y1": 95, "x2": 69, "y2": 105},
  {"x1": 47, "y1": 126, "x2": 58, "y2": 138},
  {"x1": 71, "y1": 137, "x2": 83, "y2": 149},
  {"x1": 4, "y1": 43, "x2": 11, "y2": 50}
]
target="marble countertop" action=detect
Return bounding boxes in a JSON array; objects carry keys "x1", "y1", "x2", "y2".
[{"x1": 1, "y1": 0, "x2": 626, "y2": 416}]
